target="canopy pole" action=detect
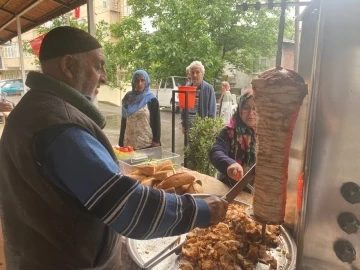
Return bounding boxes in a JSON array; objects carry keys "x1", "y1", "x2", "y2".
[
  {"x1": 87, "y1": 0, "x2": 98, "y2": 107},
  {"x1": 276, "y1": 0, "x2": 287, "y2": 67},
  {"x1": 87, "y1": 0, "x2": 95, "y2": 36},
  {"x1": 16, "y1": 15, "x2": 26, "y2": 95}
]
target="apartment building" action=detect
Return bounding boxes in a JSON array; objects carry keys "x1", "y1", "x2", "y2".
[
  {"x1": 223, "y1": 40, "x2": 296, "y2": 96},
  {"x1": 0, "y1": 0, "x2": 129, "y2": 79}
]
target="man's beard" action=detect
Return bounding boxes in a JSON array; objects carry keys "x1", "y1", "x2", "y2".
[{"x1": 73, "y1": 70, "x2": 92, "y2": 99}]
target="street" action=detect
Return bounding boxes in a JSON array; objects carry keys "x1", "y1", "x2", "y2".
[
  {"x1": 6, "y1": 95, "x2": 186, "y2": 160},
  {"x1": 100, "y1": 102, "x2": 185, "y2": 159}
]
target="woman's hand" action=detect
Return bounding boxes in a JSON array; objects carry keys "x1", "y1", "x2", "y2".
[
  {"x1": 151, "y1": 141, "x2": 161, "y2": 147},
  {"x1": 0, "y1": 102, "x2": 13, "y2": 112},
  {"x1": 227, "y1": 163, "x2": 244, "y2": 181}
]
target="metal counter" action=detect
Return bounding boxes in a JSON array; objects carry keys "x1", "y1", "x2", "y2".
[{"x1": 297, "y1": 0, "x2": 360, "y2": 269}]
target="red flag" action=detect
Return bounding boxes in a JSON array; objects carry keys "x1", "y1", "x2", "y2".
[
  {"x1": 74, "y1": 7, "x2": 80, "y2": 19},
  {"x1": 29, "y1": 34, "x2": 45, "y2": 58}
]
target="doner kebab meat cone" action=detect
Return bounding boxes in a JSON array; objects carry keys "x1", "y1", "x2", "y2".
[{"x1": 252, "y1": 67, "x2": 307, "y2": 224}]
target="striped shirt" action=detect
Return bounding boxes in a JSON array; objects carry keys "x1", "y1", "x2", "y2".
[{"x1": 34, "y1": 125, "x2": 210, "y2": 240}]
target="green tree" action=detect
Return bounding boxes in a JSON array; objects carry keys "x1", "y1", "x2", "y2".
[
  {"x1": 23, "y1": 15, "x2": 120, "y2": 88},
  {"x1": 110, "y1": 0, "x2": 294, "y2": 82}
]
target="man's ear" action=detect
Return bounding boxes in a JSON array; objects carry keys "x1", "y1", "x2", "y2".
[{"x1": 60, "y1": 55, "x2": 76, "y2": 79}]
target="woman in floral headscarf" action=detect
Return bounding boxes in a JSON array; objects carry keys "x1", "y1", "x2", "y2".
[
  {"x1": 119, "y1": 70, "x2": 161, "y2": 150},
  {"x1": 209, "y1": 89, "x2": 257, "y2": 188}
]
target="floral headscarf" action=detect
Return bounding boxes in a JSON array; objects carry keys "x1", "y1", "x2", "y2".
[
  {"x1": 121, "y1": 70, "x2": 156, "y2": 117},
  {"x1": 226, "y1": 89, "x2": 257, "y2": 169}
]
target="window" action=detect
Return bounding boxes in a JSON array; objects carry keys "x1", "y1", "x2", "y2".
[
  {"x1": 160, "y1": 80, "x2": 166, "y2": 89},
  {"x1": 125, "y1": 3, "x2": 132, "y2": 16},
  {"x1": 43, "y1": 21, "x2": 53, "y2": 28},
  {"x1": 165, "y1": 78, "x2": 172, "y2": 89},
  {"x1": 253, "y1": 58, "x2": 267, "y2": 73},
  {"x1": 3, "y1": 45, "x2": 33, "y2": 58},
  {"x1": 174, "y1": 77, "x2": 188, "y2": 86},
  {"x1": 103, "y1": 0, "x2": 107, "y2": 9},
  {"x1": 3, "y1": 46, "x2": 18, "y2": 58}
]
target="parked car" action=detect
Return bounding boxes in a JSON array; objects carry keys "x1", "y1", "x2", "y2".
[
  {"x1": 0, "y1": 79, "x2": 24, "y2": 95},
  {"x1": 151, "y1": 76, "x2": 188, "y2": 113}
]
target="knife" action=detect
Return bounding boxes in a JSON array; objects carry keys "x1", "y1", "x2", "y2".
[{"x1": 221, "y1": 163, "x2": 256, "y2": 203}]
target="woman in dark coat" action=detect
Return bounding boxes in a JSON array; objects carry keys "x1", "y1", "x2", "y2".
[{"x1": 209, "y1": 89, "x2": 257, "y2": 188}]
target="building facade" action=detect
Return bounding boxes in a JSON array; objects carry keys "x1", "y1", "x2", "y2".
[
  {"x1": 223, "y1": 40, "x2": 296, "y2": 96},
  {"x1": 0, "y1": 0, "x2": 130, "y2": 105}
]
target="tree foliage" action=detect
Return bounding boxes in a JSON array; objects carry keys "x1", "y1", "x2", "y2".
[
  {"x1": 110, "y1": 0, "x2": 294, "y2": 82},
  {"x1": 23, "y1": 15, "x2": 120, "y2": 88},
  {"x1": 184, "y1": 116, "x2": 225, "y2": 176}
]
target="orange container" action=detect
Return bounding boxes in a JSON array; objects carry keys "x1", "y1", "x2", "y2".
[{"x1": 178, "y1": 86, "x2": 197, "y2": 109}]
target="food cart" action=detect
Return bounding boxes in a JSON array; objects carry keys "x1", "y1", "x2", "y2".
[{"x1": 125, "y1": 0, "x2": 360, "y2": 269}]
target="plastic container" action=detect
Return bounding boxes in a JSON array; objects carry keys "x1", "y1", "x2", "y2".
[
  {"x1": 178, "y1": 86, "x2": 197, "y2": 109},
  {"x1": 118, "y1": 146, "x2": 180, "y2": 175}
]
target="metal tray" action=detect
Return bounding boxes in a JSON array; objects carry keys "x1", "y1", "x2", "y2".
[{"x1": 125, "y1": 194, "x2": 297, "y2": 270}]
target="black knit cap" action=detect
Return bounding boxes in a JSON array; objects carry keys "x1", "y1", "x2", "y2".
[{"x1": 39, "y1": 26, "x2": 102, "y2": 61}]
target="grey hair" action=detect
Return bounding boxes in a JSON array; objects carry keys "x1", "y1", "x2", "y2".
[
  {"x1": 189, "y1": 61, "x2": 205, "y2": 74},
  {"x1": 72, "y1": 53, "x2": 87, "y2": 66},
  {"x1": 186, "y1": 65, "x2": 191, "y2": 73}
]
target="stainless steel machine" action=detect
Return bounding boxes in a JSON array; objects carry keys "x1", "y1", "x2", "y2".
[{"x1": 296, "y1": 0, "x2": 360, "y2": 269}]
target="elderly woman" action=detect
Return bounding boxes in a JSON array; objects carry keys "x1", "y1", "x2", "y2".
[
  {"x1": 209, "y1": 89, "x2": 257, "y2": 188},
  {"x1": 219, "y1": 81, "x2": 233, "y2": 125},
  {"x1": 119, "y1": 70, "x2": 161, "y2": 150}
]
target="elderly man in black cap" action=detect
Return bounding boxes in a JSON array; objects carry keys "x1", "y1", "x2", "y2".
[{"x1": 0, "y1": 26, "x2": 228, "y2": 269}]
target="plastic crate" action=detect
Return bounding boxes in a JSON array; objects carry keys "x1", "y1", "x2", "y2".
[{"x1": 118, "y1": 147, "x2": 180, "y2": 175}]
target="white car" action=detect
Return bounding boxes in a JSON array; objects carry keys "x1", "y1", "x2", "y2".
[{"x1": 151, "y1": 76, "x2": 188, "y2": 113}]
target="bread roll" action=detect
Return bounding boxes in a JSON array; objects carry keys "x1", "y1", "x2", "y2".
[
  {"x1": 136, "y1": 164, "x2": 156, "y2": 176},
  {"x1": 141, "y1": 178, "x2": 160, "y2": 187},
  {"x1": 164, "y1": 187, "x2": 176, "y2": 194},
  {"x1": 186, "y1": 180, "x2": 204, "y2": 194},
  {"x1": 251, "y1": 67, "x2": 307, "y2": 224},
  {"x1": 129, "y1": 174, "x2": 147, "y2": 182},
  {"x1": 175, "y1": 184, "x2": 190, "y2": 195},
  {"x1": 155, "y1": 160, "x2": 173, "y2": 172},
  {"x1": 157, "y1": 172, "x2": 195, "y2": 189},
  {"x1": 130, "y1": 170, "x2": 142, "y2": 175},
  {"x1": 153, "y1": 170, "x2": 173, "y2": 181}
]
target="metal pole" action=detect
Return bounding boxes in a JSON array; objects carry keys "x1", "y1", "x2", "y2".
[
  {"x1": 87, "y1": 0, "x2": 98, "y2": 107},
  {"x1": 171, "y1": 90, "x2": 176, "y2": 153},
  {"x1": 276, "y1": 0, "x2": 287, "y2": 67},
  {"x1": 87, "y1": 0, "x2": 95, "y2": 36},
  {"x1": 16, "y1": 15, "x2": 26, "y2": 95},
  {"x1": 184, "y1": 92, "x2": 189, "y2": 168},
  {"x1": 294, "y1": 5, "x2": 300, "y2": 71}
]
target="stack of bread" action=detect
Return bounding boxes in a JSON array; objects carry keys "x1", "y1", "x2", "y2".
[{"x1": 129, "y1": 160, "x2": 204, "y2": 195}]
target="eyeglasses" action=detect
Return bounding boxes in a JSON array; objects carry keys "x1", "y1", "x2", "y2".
[{"x1": 241, "y1": 105, "x2": 257, "y2": 113}]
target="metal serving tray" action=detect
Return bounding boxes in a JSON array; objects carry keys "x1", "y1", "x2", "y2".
[{"x1": 125, "y1": 194, "x2": 297, "y2": 270}]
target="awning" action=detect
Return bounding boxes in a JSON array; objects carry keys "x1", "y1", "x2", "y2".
[{"x1": 0, "y1": 0, "x2": 87, "y2": 44}]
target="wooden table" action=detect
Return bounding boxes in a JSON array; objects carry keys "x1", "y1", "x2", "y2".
[{"x1": 184, "y1": 168, "x2": 253, "y2": 204}]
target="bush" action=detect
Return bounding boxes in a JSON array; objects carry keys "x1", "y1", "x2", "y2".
[{"x1": 184, "y1": 116, "x2": 225, "y2": 176}]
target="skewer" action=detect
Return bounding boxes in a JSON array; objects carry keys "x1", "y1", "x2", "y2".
[
  {"x1": 275, "y1": 0, "x2": 287, "y2": 67},
  {"x1": 261, "y1": 223, "x2": 266, "y2": 240}
]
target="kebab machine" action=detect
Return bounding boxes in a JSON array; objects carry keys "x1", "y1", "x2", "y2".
[
  {"x1": 239, "y1": 0, "x2": 360, "y2": 269},
  {"x1": 295, "y1": 0, "x2": 360, "y2": 269}
]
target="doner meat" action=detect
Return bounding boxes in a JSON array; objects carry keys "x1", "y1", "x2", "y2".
[{"x1": 251, "y1": 67, "x2": 307, "y2": 224}]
